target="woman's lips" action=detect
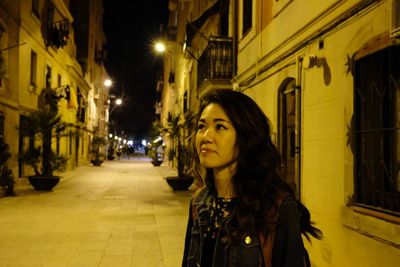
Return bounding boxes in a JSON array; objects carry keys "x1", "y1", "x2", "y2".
[{"x1": 200, "y1": 147, "x2": 215, "y2": 154}]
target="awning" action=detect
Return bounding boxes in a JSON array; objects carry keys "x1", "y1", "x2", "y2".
[{"x1": 185, "y1": 0, "x2": 229, "y2": 46}]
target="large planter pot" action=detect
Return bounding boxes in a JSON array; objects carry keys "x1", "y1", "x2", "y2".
[
  {"x1": 165, "y1": 176, "x2": 194, "y2": 191},
  {"x1": 151, "y1": 159, "x2": 163, "y2": 167},
  {"x1": 28, "y1": 175, "x2": 60, "y2": 191},
  {"x1": 91, "y1": 159, "x2": 104, "y2": 166}
]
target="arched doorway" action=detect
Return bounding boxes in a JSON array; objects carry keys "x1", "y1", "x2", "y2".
[{"x1": 278, "y1": 78, "x2": 301, "y2": 197}]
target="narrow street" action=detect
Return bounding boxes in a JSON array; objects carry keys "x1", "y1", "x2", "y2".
[{"x1": 0, "y1": 158, "x2": 193, "y2": 267}]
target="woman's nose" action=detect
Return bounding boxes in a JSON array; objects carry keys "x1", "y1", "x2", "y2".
[{"x1": 202, "y1": 128, "x2": 213, "y2": 142}]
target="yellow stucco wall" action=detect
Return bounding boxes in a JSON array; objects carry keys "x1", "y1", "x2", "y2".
[{"x1": 237, "y1": 0, "x2": 400, "y2": 266}]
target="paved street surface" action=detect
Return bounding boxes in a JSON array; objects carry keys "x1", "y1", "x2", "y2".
[{"x1": 0, "y1": 158, "x2": 195, "y2": 267}]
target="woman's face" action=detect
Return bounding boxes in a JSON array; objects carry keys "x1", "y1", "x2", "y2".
[{"x1": 195, "y1": 103, "x2": 238, "y2": 171}]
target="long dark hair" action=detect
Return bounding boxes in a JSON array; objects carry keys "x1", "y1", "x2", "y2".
[{"x1": 193, "y1": 89, "x2": 322, "y2": 242}]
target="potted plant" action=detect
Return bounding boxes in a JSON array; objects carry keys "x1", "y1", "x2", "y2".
[
  {"x1": 107, "y1": 144, "x2": 115, "y2": 160},
  {"x1": 148, "y1": 137, "x2": 164, "y2": 166},
  {"x1": 163, "y1": 112, "x2": 195, "y2": 191},
  {"x1": 19, "y1": 89, "x2": 68, "y2": 191},
  {"x1": 0, "y1": 137, "x2": 14, "y2": 196},
  {"x1": 146, "y1": 120, "x2": 164, "y2": 166},
  {"x1": 90, "y1": 133, "x2": 107, "y2": 166}
]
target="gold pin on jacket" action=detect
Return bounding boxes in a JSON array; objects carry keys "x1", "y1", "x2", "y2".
[{"x1": 244, "y1": 235, "x2": 252, "y2": 244}]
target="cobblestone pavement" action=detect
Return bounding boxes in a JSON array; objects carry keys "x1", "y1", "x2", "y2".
[{"x1": 0, "y1": 158, "x2": 195, "y2": 267}]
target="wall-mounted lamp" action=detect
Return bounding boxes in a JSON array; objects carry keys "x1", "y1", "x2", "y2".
[{"x1": 302, "y1": 55, "x2": 319, "y2": 69}]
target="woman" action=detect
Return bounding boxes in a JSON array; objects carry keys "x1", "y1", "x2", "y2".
[{"x1": 182, "y1": 89, "x2": 322, "y2": 267}]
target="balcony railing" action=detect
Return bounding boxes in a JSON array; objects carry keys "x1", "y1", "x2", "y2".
[{"x1": 197, "y1": 36, "x2": 233, "y2": 88}]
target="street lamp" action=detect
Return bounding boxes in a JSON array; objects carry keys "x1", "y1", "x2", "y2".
[
  {"x1": 155, "y1": 42, "x2": 166, "y2": 53},
  {"x1": 109, "y1": 97, "x2": 122, "y2": 115},
  {"x1": 104, "y1": 79, "x2": 112, "y2": 87}
]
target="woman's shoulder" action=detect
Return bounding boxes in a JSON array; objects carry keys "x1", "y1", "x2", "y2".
[
  {"x1": 280, "y1": 194, "x2": 297, "y2": 206},
  {"x1": 276, "y1": 193, "x2": 302, "y2": 222}
]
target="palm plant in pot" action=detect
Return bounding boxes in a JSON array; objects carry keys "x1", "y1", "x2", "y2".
[
  {"x1": 90, "y1": 133, "x2": 107, "y2": 166},
  {"x1": 19, "y1": 89, "x2": 68, "y2": 191},
  {"x1": 148, "y1": 137, "x2": 164, "y2": 166},
  {"x1": 163, "y1": 112, "x2": 195, "y2": 191},
  {"x1": 147, "y1": 120, "x2": 164, "y2": 166}
]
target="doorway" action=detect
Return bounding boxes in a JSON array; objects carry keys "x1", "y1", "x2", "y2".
[{"x1": 278, "y1": 78, "x2": 301, "y2": 197}]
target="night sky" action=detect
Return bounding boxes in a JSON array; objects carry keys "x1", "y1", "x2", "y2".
[{"x1": 102, "y1": 1, "x2": 169, "y2": 139}]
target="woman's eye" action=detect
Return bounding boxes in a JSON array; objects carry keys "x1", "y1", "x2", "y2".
[
  {"x1": 216, "y1": 124, "x2": 227, "y2": 130},
  {"x1": 197, "y1": 124, "x2": 205, "y2": 130}
]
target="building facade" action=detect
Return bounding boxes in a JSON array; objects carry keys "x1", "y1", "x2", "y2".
[
  {"x1": 160, "y1": 0, "x2": 400, "y2": 266},
  {"x1": 0, "y1": 0, "x2": 109, "y2": 181}
]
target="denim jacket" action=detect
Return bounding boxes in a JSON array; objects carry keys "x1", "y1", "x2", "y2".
[{"x1": 182, "y1": 187, "x2": 309, "y2": 267}]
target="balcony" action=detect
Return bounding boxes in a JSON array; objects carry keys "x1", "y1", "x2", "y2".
[{"x1": 197, "y1": 36, "x2": 233, "y2": 94}]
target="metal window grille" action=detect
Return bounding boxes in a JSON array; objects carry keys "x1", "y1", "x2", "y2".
[{"x1": 354, "y1": 46, "x2": 400, "y2": 215}]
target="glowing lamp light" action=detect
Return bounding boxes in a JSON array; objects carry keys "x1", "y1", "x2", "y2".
[
  {"x1": 155, "y1": 42, "x2": 166, "y2": 53},
  {"x1": 104, "y1": 79, "x2": 112, "y2": 87}
]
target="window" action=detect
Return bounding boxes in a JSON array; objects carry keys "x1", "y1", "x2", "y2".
[
  {"x1": 0, "y1": 112, "x2": 4, "y2": 137},
  {"x1": 354, "y1": 45, "x2": 400, "y2": 215},
  {"x1": 0, "y1": 53, "x2": 4, "y2": 89},
  {"x1": 0, "y1": 25, "x2": 6, "y2": 89},
  {"x1": 32, "y1": 0, "x2": 40, "y2": 18},
  {"x1": 45, "y1": 65, "x2": 51, "y2": 88},
  {"x1": 30, "y1": 50, "x2": 37, "y2": 88},
  {"x1": 278, "y1": 78, "x2": 300, "y2": 197},
  {"x1": 242, "y1": 0, "x2": 252, "y2": 36},
  {"x1": 183, "y1": 91, "x2": 188, "y2": 113}
]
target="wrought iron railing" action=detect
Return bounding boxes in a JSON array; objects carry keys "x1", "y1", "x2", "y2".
[{"x1": 197, "y1": 36, "x2": 233, "y2": 88}]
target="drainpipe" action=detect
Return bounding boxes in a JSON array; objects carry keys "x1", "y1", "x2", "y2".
[{"x1": 295, "y1": 56, "x2": 303, "y2": 198}]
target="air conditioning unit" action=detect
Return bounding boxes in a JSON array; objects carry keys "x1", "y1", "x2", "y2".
[{"x1": 391, "y1": 0, "x2": 400, "y2": 38}]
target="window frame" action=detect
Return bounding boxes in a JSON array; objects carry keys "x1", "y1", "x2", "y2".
[
  {"x1": 0, "y1": 112, "x2": 4, "y2": 138},
  {"x1": 0, "y1": 23, "x2": 7, "y2": 91},
  {"x1": 242, "y1": 0, "x2": 252, "y2": 37},
  {"x1": 353, "y1": 45, "x2": 400, "y2": 217},
  {"x1": 32, "y1": 0, "x2": 40, "y2": 19},
  {"x1": 30, "y1": 50, "x2": 37, "y2": 89},
  {"x1": 45, "y1": 65, "x2": 52, "y2": 89}
]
